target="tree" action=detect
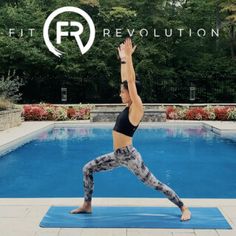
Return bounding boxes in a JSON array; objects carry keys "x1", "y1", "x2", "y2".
[
  {"x1": 0, "y1": 0, "x2": 235, "y2": 103},
  {"x1": 220, "y1": 0, "x2": 236, "y2": 59}
]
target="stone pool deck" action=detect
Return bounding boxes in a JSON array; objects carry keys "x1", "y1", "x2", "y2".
[
  {"x1": 0, "y1": 120, "x2": 236, "y2": 236},
  {"x1": 0, "y1": 198, "x2": 236, "y2": 236}
]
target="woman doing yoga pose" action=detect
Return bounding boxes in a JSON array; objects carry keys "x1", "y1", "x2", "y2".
[{"x1": 70, "y1": 38, "x2": 191, "y2": 221}]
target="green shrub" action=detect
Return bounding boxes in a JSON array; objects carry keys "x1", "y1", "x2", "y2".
[
  {"x1": 0, "y1": 97, "x2": 14, "y2": 111},
  {"x1": 0, "y1": 70, "x2": 24, "y2": 102}
]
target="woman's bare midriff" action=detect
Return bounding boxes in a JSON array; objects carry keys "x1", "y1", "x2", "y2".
[{"x1": 113, "y1": 130, "x2": 132, "y2": 150}]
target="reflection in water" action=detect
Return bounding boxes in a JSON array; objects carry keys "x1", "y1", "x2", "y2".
[
  {"x1": 37, "y1": 127, "x2": 215, "y2": 142},
  {"x1": 38, "y1": 128, "x2": 93, "y2": 141},
  {"x1": 165, "y1": 127, "x2": 211, "y2": 139}
]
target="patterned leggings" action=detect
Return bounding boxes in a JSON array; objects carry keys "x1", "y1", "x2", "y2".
[{"x1": 82, "y1": 145, "x2": 184, "y2": 208}]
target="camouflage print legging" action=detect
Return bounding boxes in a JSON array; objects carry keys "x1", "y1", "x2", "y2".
[{"x1": 82, "y1": 145, "x2": 184, "y2": 208}]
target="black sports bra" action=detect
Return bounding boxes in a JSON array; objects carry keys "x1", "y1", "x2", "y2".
[{"x1": 113, "y1": 107, "x2": 139, "y2": 137}]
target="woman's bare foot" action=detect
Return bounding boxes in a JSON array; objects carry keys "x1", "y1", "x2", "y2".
[
  {"x1": 180, "y1": 206, "x2": 191, "y2": 221},
  {"x1": 70, "y1": 201, "x2": 92, "y2": 214}
]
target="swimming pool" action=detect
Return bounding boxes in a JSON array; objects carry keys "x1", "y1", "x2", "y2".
[{"x1": 0, "y1": 125, "x2": 236, "y2": 198}]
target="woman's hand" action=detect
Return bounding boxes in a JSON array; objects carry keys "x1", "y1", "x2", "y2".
[
  {"x1": 118, "y1": 38, "x2": 137, "y2": 60},
  {"x1": 118, "y1": 43, "x2": 126, "y2": 60},
  {"x1": 124, "y1": 38, "x2": 137, "y2": 57}
]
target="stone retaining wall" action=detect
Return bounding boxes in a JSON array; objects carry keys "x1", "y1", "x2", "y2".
[
  {"x1": 0, "y1": 109, "x2": 22, "y2": 131},
  {"x1": 90, "y1": 105, "x2": 166, "y2": 122}
]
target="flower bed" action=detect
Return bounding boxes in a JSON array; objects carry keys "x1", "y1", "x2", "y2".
[
  {"x1": 22, "y1": 104, "x2": 236, "y2": 122},
  {"x1": 166, "y1": 105, "x2": 236, "y2": 121},
  {"x1": 22, "y1": 103, "x2": 93, "y2": 121}
]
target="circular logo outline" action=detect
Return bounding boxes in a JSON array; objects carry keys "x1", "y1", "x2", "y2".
[{"x1": 43, "y1": 6, "x2": 95, "y2": 57}]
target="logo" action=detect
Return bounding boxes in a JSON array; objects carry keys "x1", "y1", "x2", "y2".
[{"x1": 43, "y1": 6, "x2": 95, "y2": 58}]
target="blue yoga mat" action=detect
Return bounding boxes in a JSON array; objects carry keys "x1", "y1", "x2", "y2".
[{"x1": 40, "y1": 206, "x2": 232, "y2": 229}]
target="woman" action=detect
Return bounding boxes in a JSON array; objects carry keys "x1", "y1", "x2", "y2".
[{"x1": 70, "y1": 38, "x2": 191, "y2": 221}]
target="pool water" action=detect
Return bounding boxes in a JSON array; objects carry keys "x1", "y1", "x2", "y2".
[{"x1": 0, "y1": 126, "x2": 236, "y2": 198}]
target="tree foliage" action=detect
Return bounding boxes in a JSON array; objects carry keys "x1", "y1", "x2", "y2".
[{"x1": 0, "y1": 0, "x2": 235, "y2": 103}]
